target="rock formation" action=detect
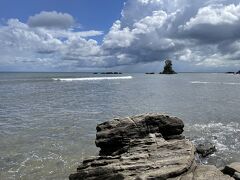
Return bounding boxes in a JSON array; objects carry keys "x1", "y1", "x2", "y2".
[
  {"x1": 161, "y1": 60, "x2": 177, "y2": 74},
  {"x1": 69, "y1": 113, "x2": 234, "y2": 180},
  {"x1": 196, "y1": 142, "x2": 216, "y2": 157}
]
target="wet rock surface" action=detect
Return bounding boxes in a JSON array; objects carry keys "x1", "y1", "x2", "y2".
[
  {"x1": 69, "y1": 113, "x2": 234, "y2": 180},
  {"x1": 196, "y1": 142, "x2": 216, "y2": 157},
  {"x1": 222, "y1": 162, "x2": 240, "y2": 179}
]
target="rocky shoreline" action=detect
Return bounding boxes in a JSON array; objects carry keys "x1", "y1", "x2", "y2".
[{"x1": 69, "y1": 113, "x2": 240, "y2": 180}]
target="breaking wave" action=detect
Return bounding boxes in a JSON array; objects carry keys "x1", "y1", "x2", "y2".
[
  {"x1": 191, "y1": 81, "x2": 240, "y2": 85},
  {"x1": 52, "y1": 76, "x2": 133, "y2": 81},
  {"x1": 185, "y1": 122, "x2": 240, "y2": 162}
]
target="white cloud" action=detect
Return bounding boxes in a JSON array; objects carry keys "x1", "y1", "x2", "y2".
[
  {"x1": 185, "y1": 4, "x2": 240, "y2": 27},
  {"x1": 180, "y1": 3, "x2": 240, "y2": 42},
  {"x1": 1, "y1": 2, "x2": 240, "y2": 71},
  {"x1": 100, "y1": 0, "x2": 240, "y2": 69},
  {"x1": 103, "y1": 20, "x2": 135, "y2": 48},
  {"x1": 0, "y1": 15, "x2": 104, "y2": 70}
]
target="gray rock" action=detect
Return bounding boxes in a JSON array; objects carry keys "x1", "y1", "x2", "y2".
[
  {"x1": 95, "y1": 113, "x2": 184, "y2": 155},
  {"x1": 70, "y1": 137, "x2": 195, "y2": 180},
  {"x1": 169, "y1": 165, "x2": 234, "y2": 180},
  {"x1": 222, "y1": 162, "x2": 240, "y2": 177},
  {"x1": 69, "y1": 113, "x2": 235, "y2": 180},
  {"x1": 196, "y1": 142, "x2": 216, "y2": 157},
  {"x1": 193, "y1": 165, "x2": 233, "y2": 180}
]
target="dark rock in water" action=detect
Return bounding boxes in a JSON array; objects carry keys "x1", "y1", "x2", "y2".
[
  {"x1": 222, "y1": 162, "x2": 240, "y2": 178},
  {"x1": 93, "y1": 72, "x2": 98, "y2": 74},
  {"x1": 69, "y1": 114, "x2": 234, "y2": 180},
  {"x1": 100, "y1": 72, "x2": 122, "y2": 75},
  {"x1": 161, "y1": 60, "x2": 177, "y2": 74},
  {"x1": 145, "y1": 72, "x2": 155, "y2": 74},
  {"x1": 226, "y1": 72, "x2": 235, "y2": 74},
  {"x1": 100, "y1": 72, "x2": 113, "y2": 74},
  {"x1": 196, "y1": 142, "x2": 216, "y2": 157},
  {"x1": 236, "y1": 71, "x2": 240, "y2": 74}
]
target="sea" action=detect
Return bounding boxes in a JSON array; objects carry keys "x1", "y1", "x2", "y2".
[{"x1": 0, "y1": 72, "x2": 240, "y2": 179}]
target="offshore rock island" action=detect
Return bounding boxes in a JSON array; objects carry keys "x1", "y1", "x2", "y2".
[
  {"x1": 145, "y1": 60, "x2": 177, "y2": 75},
  {"x1": 160, "y1": 60, "x2": 177, "y2": 74},
  {"x1": 69, "y1": 114, "x2": 240, "y2": 180}
]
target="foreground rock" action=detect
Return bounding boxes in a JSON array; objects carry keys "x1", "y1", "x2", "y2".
[
  {"x1": 69, "y1": 113, "x2": 233, "y2": 180},
  {"x1": 96, "y1": 114, "x2": 184, "y2": 156},
  {"x1": 222, "y1": 162, "x2": 240, "y2": 179}
]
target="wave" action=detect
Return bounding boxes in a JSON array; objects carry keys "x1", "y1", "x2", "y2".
[
  {"x1": 52, "y1": 76, "x2": 133, "y2": 81},
  {"x1": 186, "y1": 122, "x2": 240, "y2": 153},
  {"x1": 191, "y1": 81, "x2": 240, "y2": 85}
]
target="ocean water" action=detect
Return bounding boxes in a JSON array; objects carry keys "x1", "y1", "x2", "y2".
[{"x1": 0, "y1": 72, "x2": 240, "y2": 179}]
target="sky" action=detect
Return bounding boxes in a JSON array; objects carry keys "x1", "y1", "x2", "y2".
[{"x1": 0, "y1": 0, "x2": 240, "y2": 72}]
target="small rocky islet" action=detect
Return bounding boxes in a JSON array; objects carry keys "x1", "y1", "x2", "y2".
[
  {"x1": 160, "y1": 60, "x2": 177, "y2": 74},
  {"x1": 145, "y1": 60, "x2": 177, "y2": 75},
  {"x1": 69, "y1": 113, "x2": 240, "y2": 180},
  {"x1": 226, "y1": 70, "x2": 240, "y2": 74}
]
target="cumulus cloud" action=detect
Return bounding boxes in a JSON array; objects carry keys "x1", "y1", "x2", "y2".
[
  {"x1": 1, "y1": 1, "x2": 240, "y2": 71},
  {"x1": 100, "y1": 0, "x2": 240, "y2": 69},
  {"x1": 0, "y1": 12, "x2": 104, "y2": 70},
  {"x1": 181, "y1": 4, "x2": 240, "y2": 42},
  {"x1": 27, "y1": 11, "x2": 75, "y2": 29}
]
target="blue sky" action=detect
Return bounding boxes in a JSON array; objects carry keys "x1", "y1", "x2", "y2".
[
  {"x1": 0, "y1": 0, "x2": 240, "y2": 72},
  {"x1": 0, "y1": 0, "x2": 125, "y2": 32}
]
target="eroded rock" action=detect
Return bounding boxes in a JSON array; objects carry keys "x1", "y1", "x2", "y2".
[
  {"x1": 95, "y1": 113, "x2": 184, "y2": 155},
  {"x1": 69, "y1": 113, "x2": 235, "y2": 180},
  {"x1": 70, "y1": 136, "x2": 195, "y2": 180}
]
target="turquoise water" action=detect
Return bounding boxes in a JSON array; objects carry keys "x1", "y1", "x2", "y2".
[{"x1": 0, "y1": 73, "x2": 240, "y2": 179}]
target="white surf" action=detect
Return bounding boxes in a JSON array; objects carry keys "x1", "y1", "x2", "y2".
[{"x1": 53, "y1": 76, "x2": 133, "y2": 81}]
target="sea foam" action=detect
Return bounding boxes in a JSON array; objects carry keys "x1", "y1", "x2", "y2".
[
  {"x1": 191, "y1": 81, "x2": 240, "y2": 85},
  {"x1": 53, "y1": 76, "x2": 133, "y2": 81}
]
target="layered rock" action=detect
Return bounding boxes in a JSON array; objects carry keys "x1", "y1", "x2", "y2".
[
  {"x1": 95, "y1": 114, "x2": 184, "y2": 156},
  {"x1": 69, "y1": 113, "x2": 233, "y2": 180}
]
